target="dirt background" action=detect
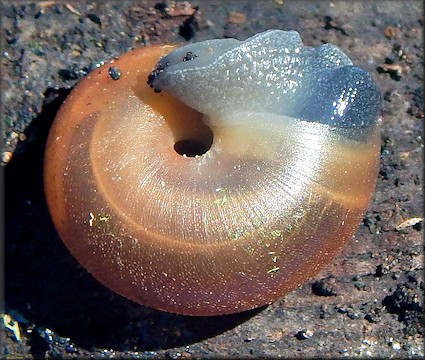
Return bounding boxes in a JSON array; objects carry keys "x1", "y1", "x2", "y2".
[{"x1": 2, "y1": 1, "x2": 423, "y2": 358}]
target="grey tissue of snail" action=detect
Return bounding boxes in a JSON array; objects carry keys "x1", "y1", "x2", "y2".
[{"x1": 149, "y1": 29, "x2": 381, "y2": 142}]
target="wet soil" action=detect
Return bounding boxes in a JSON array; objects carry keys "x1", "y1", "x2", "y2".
[{"x1": 2, "y1": 1, "x2": 424, "y2": 358}]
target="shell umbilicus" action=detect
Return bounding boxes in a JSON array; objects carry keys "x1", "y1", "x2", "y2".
[{"x1": 44, "y1": 30, "x2": 381, "y2": 316}]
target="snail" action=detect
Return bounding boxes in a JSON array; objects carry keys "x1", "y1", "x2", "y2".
[{"x1": 44, "y1": 30, "x2": 381, "y2": 316}]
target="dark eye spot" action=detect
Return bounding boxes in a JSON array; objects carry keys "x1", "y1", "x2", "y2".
[
  {"x1": 183, "y1": 52, "x2": 198, "y2": 62},
  {"x1": 147, "y1": 61, "x2": 170, "y2": 88}
]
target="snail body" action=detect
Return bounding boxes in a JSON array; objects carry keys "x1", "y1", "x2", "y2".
[{"x1": 44, "y1": 30, "x2": 381, "y2": 315}]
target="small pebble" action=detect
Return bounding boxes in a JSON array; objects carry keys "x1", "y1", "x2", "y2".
[
  {"x1": 108, "y1": 66, "x2": 121, "y2": 80},
  {"x1": 295, "y1": 329, "x2": 314, "y2": 340}
]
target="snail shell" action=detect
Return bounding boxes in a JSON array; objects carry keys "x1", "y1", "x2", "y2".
[{"x1": 44, "y1": 30, "x2": 381, "y2": 316}]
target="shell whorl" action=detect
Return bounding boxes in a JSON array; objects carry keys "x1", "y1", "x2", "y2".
[{"x1": 44, "y1": 30, "x2": 381, "y2": 315}]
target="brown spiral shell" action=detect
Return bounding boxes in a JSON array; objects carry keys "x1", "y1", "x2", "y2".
[{"x1": 44, "y1": 31, "x2": 381, "y2": 315}]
